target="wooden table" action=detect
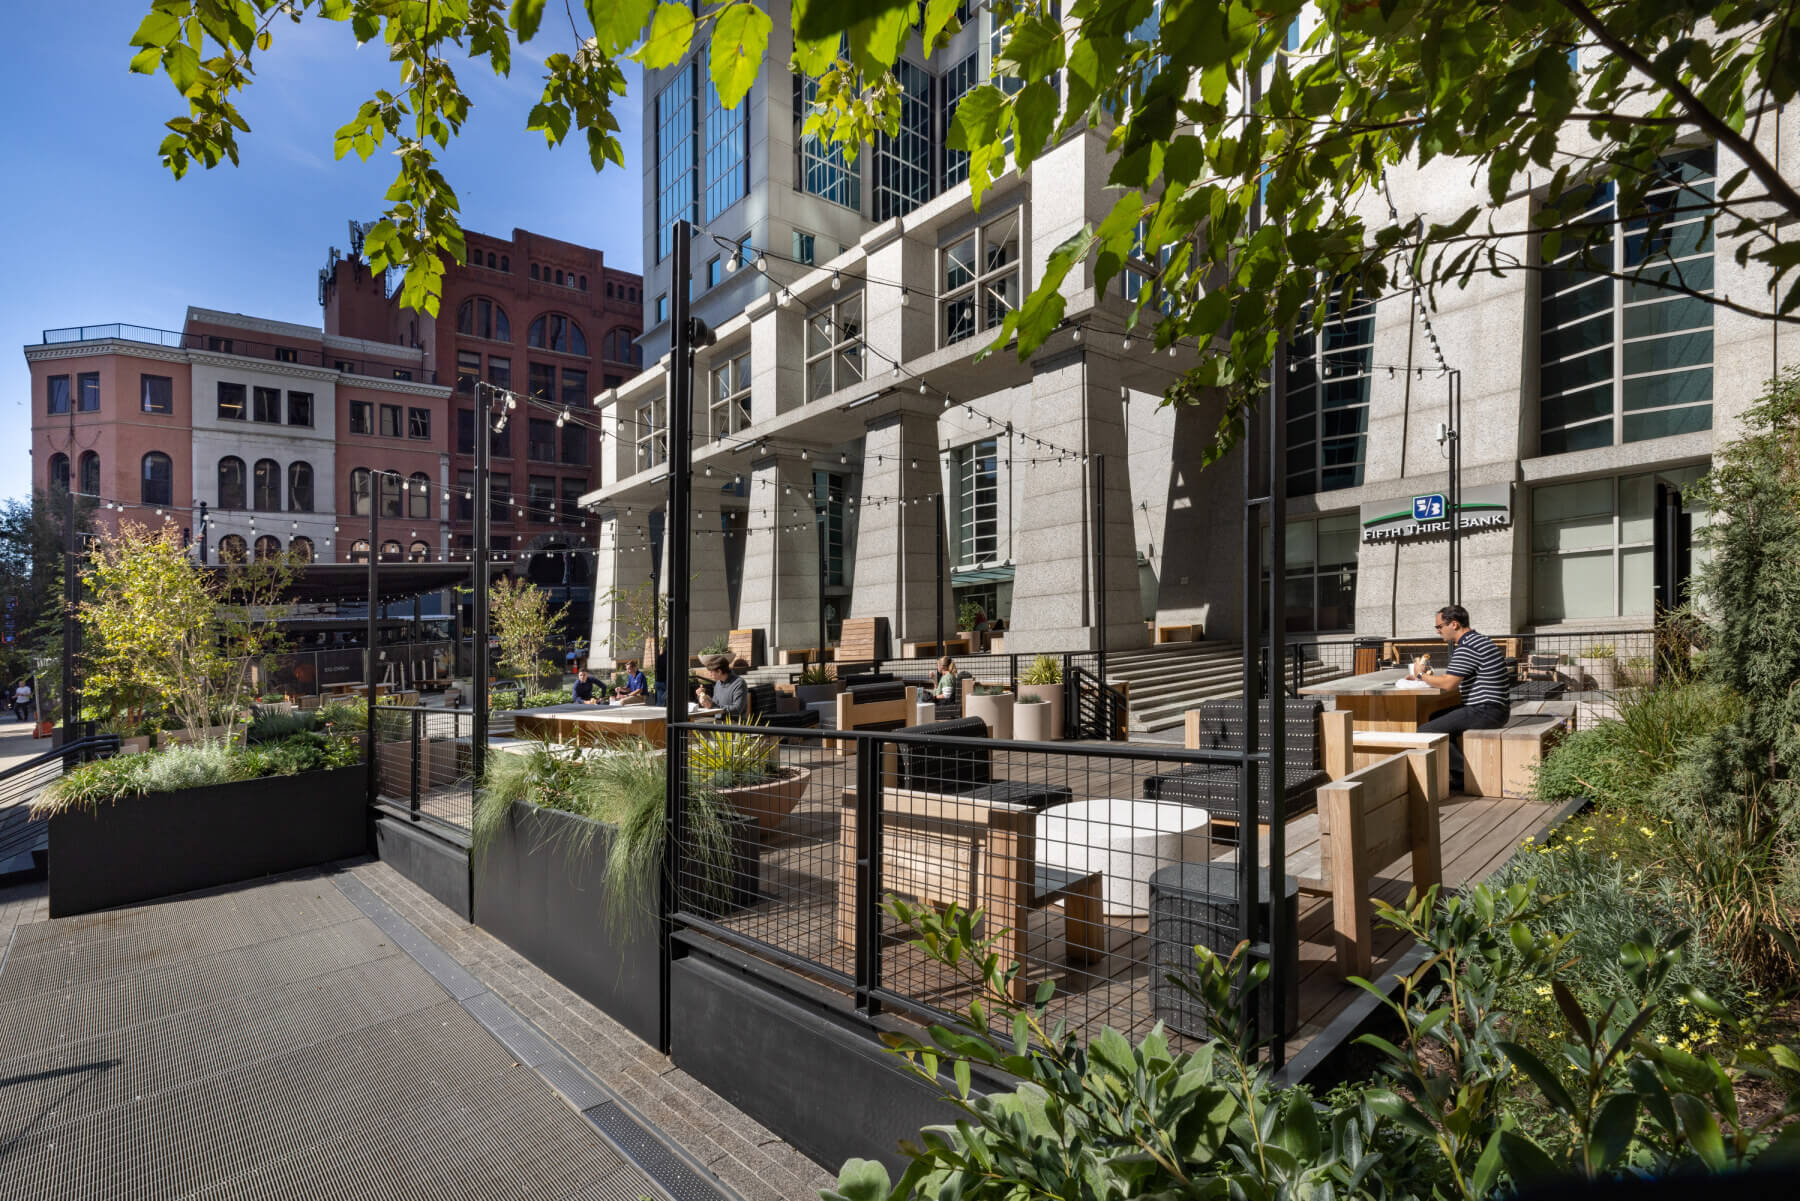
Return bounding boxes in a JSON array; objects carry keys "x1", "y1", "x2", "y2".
[
  {"x1": 511, "y1": 704, "x2": 669, "y2": 748},
  {"x1": 1300, "y1": 669, "x2": 1459, "y2": 733}
]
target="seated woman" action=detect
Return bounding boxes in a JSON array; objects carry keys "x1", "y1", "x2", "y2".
[
  {"x1": 932, "y1": 656, "x2": 959, "y2": 701},
  {"x1": 613, "y1": 659, "x2": 648, "y2": 702}
]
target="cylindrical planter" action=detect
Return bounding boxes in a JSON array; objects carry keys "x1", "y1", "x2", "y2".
[
  {"x1": 965, "y1": 691, "x2": 1015, "y2": 740},
  {"x1": 711, "y1": 766, "x2": 812, "y2": 833},
  {"x1": 1017, "y1": 683, "x2": 1065, "y2": 740},
  {"x1": 1578, "y1": 657, "x2": 1618, "y2": 691},
  {"x1": 1014, "y1": 700, "x2": 1056, "y2": 742}
]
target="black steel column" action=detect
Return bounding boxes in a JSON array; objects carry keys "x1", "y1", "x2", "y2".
[
  {"x1": 934, "y1": 489, "x2": 945, "y2": 653},
  {"x1": 659, "y1": 219, "x2": 697, "y2": 1054},
  {"x1": 365, "y1": 482, "x2": 379, "y2": 802},
  {"x1": 1093, "y1": 453, "x2": 1108, "y2": 729},
  {"x1": 197, "y1": 500, "x2": 209, "y2": 564},
  {"x1": 1447, "y1": 370, "x2": 1462, "y2": 608},
  {"x1": 472, "y1": 386, "x2": 493, "y2": 782},
  {"x1": 60, "y1": 480, "x2": 77, "y2": 736},
  {"x1": 1264, "y1": 338, "x2": 1288, "y2": 1067}
]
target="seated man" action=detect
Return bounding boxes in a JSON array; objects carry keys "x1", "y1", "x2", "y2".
[
  {"x1": 571, "y1": 668, "x2": 602, "y2": 705},
  {"x1": 1411, "y1": 604, "x2": 1510, "y2": 793},
  {"x1": 693, "y1": 654, "x2": 748, "y2": 718},
  {"x1": 613, "y1": 659, "x2": 647, "y2": 702}
]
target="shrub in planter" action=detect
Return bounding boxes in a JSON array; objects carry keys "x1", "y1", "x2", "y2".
[
  {"x1": 1014, "y1": 693, "x2": 1058, "y2": 742},
  {"x1": 795, "y1": 663, "x2": 840, "y2": 706},
  {"x1": 1017, "y1": 655, "x2": 1065, "y2": 739},
  {"x1": 688, "y1": 721, "x2": 811, "y2": 832}
]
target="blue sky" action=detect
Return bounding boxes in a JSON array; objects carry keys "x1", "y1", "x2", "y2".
[{"x1": 0, "y1": 3, "x2": 645, "y2": 501}]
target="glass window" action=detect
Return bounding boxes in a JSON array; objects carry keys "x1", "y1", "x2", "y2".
[
  {"x1": 940, "y1": 52, "x2": 978, "y2": 189},
  {"x1": 380, "y1": 540, "x2": 403, "y2": 562},
  {"x1": 703, "y1": 71, "x2": 749, "y2": 221},
  {"x1": 141, "y1": 452, "x2": 172, "y2": 506},
  {"x1": 288, "y1": 461, "x2": 314, "y2": 512},
  {"x1": 529, "y1": 417, "x2": 557, "y2": 461},
  {"x1": 408, "y1": 540, "x2": 430, "y2": 563},
  {"x1": 77, "y1": 372, "x2": 100, "y2": 412},
  {"x1": 1540, "y1": 148, "x2": 1715, "y2": 454},
  {"x1": 456, "y1": 470, "x2": 475, "y2": 521},
  {"x1": 706, "y1": 257, "x2": 722, "y2": 289},
  {"x1": 254, "y1": 535, "x2": 281, "y2": 562},
  {"x1": 560, "y1": 419, "x2": 587, "y2": 466},
  {"x1": 379, "y1": 404, "x2": 401, "y2": 437},
  {"x1": 47, "y1": 453, "x2": 69, "y2": 493},
  {"x1": 275, "y1": 347, "x2": 297, "y2": 363},
  {"x1": 250, "y1": 386, "x2": 279, "y2": 423},
  {"x1": 455, "y1": 297, "x2": 511, "y2": 341},
  {"x1": 350, "y1": 467, "x2": 372, "y2": 517},
  {"x1": 794, "y1": 72, "x2": 861, "y2": 211},
  {"x1": 289, "y1": 536, "x2": 314, "y2": 563},
  {"x1": 491, "y1": 473, "x2": 512, "y2": 523},
  {"x1": 380, "y1": 472, "x2": 402, "y2": 518},
  {"x1": 487, "y1": 356, "x2": 511, "y2": 392},
  {"x1": 561, "y1": 478, "x2": 584, "y2": 523},
  {"x1": 287, "y1": 391, "x2": 313, "y2": 426},
  {"x1": 560, "y1": 368, "x2": 586, "y2": 414},
  {"x1": 456, "y1": 349, "x2": 481, "y2": 394},
  {"x1": 349, "y1": 401, "x2": 374, "y2": 435},
  {"x1": 141, "y1": 375, "x2": 173, "y2": 414},
  {"x1": 655, "y1": 63, "x2": 698, "y2": 261},
  {"x1": 218, "y1": 456, "x2": 247, "y2": 509},
  {"x1": 804, "y1": 292, "x2": 865, "y2": 401},
  {"x1": 709, "y1": 348, "x2": 752, "y2": 437},
  {"x1": 1285, "y1": 295, "x2": 1374, "y2": 496},
  {"x1": 528, "y1": 362, "x2": 556, "y2": 402},
  {"x1": 409, "y1": 472, "x2": 431, "y2": 518},
  {"x1": 218, "y1": 534, "x2": 248, "y2": 563},
  {"x1": 78, "y1": 451, "x2": 100, "y2": 496},
  {"x1": 873, "y1": 59, "x2": 933, "y2": 221},
  {"x1": 252, "y1": 458, "x2": 281, "y2": 511},
  {"x1": 792, "y1": 231, "x2": 816, "y2": 265},
  {"x1": 456, "y1": 409, "x2": 475, "y2": 455},
  {"x1": 957, "y1": 439, "x2": 999, "y2": 565},
  {"x1": 1530, "y1": 465, "x2": 1709, "y2": 621},
  {"x1": 491, "y1": 413, "x2": 511, "y2": 458},
  {"x1": 1260, "y1": 514, "x2": 1358, "y2": 632},
  {"x1": 527, "y1": 313, "x2": 588, "y2": 355},
  {"x1": 942, "y1": 210, "x2": 1021, "y2": 346},
  {"x1": 217, "y1": 382, "x2": 247, "y2": 420},
  {"x1": 655, "y1": 294, "x2": 669, "y2": 325},
  {"x1": 529, "y1": 476, "x2": 557, "y2": 523},
  {"x1": 636, "y1": 401, "x2": 667, "y2": 471},
  {"x1": 814, "y1": 471, "x2": 848, "y2": 586},
  {"x1": 46, "y1": 375, "x2": 70, "y2": 415},
  {"x1": 407, "y1": 407, "x2": 431, "y2": 439}
]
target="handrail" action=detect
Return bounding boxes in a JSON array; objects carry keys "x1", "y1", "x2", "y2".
[{"x1": 0, "y1": 735, "x2": 122, "y2": 791}]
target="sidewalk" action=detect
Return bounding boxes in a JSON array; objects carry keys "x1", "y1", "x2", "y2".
[{"x1": 0, "y1": 716, "x2": 45, "y2": 774}]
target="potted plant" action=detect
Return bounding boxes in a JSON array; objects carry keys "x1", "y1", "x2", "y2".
[
  {"x1": 1016, "y1": 654, "x2": 1064, "y2": 741},
  {"x1": 688, "y1": 722, "x2": 812, "y2": 833},
  {"x1": 1014, "y1": 693, "x2": 1056, "y2": 741},
  {"x1": 957, "y1": 600, "x2": 987, "y2": 652},
  {"x1": 964, "y1": 682, "x2": 1015, "y2": 740},
  {"x1": 1621, "y1": 655, "x2": 1654, "y2": 688},
  {"x1": 793, "y1": 663, "x2": 840, "y2": 706},
  {"x1": 1577, "y1": 642, "x2": 1618, "y2": 691}
]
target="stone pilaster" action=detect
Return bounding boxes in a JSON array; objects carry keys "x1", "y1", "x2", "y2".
[
  {"x1": 736, "y1": 456, "x2": 822, "y2": 651},
  {"x1": 589, "y1": 513, "x2": 657, "y2": 667},
  {"x1": 850, "y1": 411, "x2": 950, "y2": 645}
]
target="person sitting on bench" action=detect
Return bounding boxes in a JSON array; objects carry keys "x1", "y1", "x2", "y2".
[
  {"x1": 613, "y1": 660, "x2": 647, "y2": 702},
  {"x1": 571, "y1": 668, "x2": 601, "y2": 705},
  {"x1": 694, "y1": 654, "x2": 748, "y2": 718},
  {"x1": 931, "y1": 656, "x2": 958, "y2": 701},
  {"x1": 1411, "y1": 604, "x2": 1510, "y2": 793}
]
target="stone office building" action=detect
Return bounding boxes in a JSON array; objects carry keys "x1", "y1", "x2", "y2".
[{"x1": 585, "y1": 9, "x2": 1794, "y2": 664}]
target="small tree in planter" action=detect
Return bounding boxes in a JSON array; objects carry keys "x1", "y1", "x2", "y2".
[
  {"x1": 688, "y1": 721, "x2": 812, "y2": 832},
  {"x1": 1017, "y1": 654, "x2": 1064, "y2": 740},
  {"x1": 489, "y1": 577, "x2": 557, "y2": 693}
]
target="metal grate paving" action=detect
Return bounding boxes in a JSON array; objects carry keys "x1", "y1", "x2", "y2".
[{"x1": 0, "y1": 868, "x2": 679, "y2": 1201}]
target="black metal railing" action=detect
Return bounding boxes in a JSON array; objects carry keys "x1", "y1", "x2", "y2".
[
  {"x1": 0, "y1": 734, "x2": 123, "y2": 865},
  {"x1": 262, "y1": 640, "x2": 458, "y2": 698},
  {"x1": 370, "y1": 704, "x2": 477, "y2": 831},
  {"x1": 1270, "y1": 628, "x2": 1664, "y2": 693}
]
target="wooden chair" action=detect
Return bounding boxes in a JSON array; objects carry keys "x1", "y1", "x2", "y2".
[
  {"x1": 831, "y1": 681, "x2": 920, "y2": 751},
  {"x1": 1146, "y1": 701, "x2": 1354, "y2": 839}
]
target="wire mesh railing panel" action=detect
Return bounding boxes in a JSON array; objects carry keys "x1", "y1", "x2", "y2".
[{"x1": 371, "y1": 704, "x2": 476, "y2": 831}]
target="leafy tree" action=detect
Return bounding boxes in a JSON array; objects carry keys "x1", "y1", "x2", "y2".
[
  {"x1": 595, "y1": 578, "x2": 667, "y2": 663},
  {"x1": 0, "y1": 489, "x2": 98, "y2": 683},
  {"x1": 490, "y1": 575, "x2": 557, "y2": 689},
  {"x1": 132, "y1": 1, "x2": 1797, "y2": 454}
]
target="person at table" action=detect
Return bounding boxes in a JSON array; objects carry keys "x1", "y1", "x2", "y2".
[
  {"x1": 694, "y1": 654, "x2": 748, "y2": 718},
  {"x1": 571, "y1": 668, "x2": 602, "y2": 705},
  {"x1": 613, "y1": 660, "x2": 647, "y2": 702},
  {"x1": 932, "y1": 656, "x2": 959, "y2": 701},
  {"x1": 1410, "y1": 604, "x2": 1510, "y2": 793}
]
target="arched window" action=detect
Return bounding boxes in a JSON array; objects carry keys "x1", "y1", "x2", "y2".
[
  {"x1": 141, "y1": 451, "x2": 172, "y2": 505},
  {"x1": 253, "y1": 458, "x2": 281, "y2": 511},
  {"x1": 455, "y1": 296, "x2": 511, "y2": 341},
  {"x1": 408, "y1": 472, "x2": 431, "y2": 518},
  {"x1": 486, "y1": 252, "x2": 496, "y2": 268},
  {"x1": 350, "y1": 467, "x2": 371, "y2": 516},
  {"x1": 48, "y1": 453, "x2": 69, "y2": 493},
  {"x1": 528, "y1": 313, "x2": 588, "y2": 356},
  {"x1": 408, "y1": 540, "x2": 430, "y2": 562},
  {"x1": 253, "y1": 535, "x2": 281, "y2": 562},
  {"x1": 288, "y1": 461, "x2": 314, "y2": 512},
  {"x1": 554, "y1": 268, "x2": 564, "y2": 285},
  {"x1": 379, "y1": 472, "x2": 402, "y2": 518},
  {"x1": 349, "y1": 539, "x2": 370, "y2": 563},
  {"x1": 500, "y1": 255, "x2": 509, "y2": 272},
  {"x1": 217, "y1": 534, "x2": 248, "y2": 563},
  {"x1": 604, "y1": 328, "x2": 642, "y2": 366},
  {"x1": 380, "y1": 540, "x2": 403, "y2": 562},
  {"x1": 530, "y1": 264, "x2": 539, "y2": 280},
  {"x1": 77, "y1": 451, "x2": 100, "y2": 496},
  {"x1": 579, "y1": 274, "x2": 588, "y2": 291},
  {"x1": 218, "y1": 456, "x2": 246, "y2": 509},
  {"x1": 289, "y1": 536, "x2": 315, "y2": 563}
]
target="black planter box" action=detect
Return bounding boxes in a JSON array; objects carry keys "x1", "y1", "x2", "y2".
[
  {"x1": 473, "y1": 801, "x2": 759, "y2": 1047},
  {"x1": 48, "y1": 765, "x2": 369, "y2": 917}
]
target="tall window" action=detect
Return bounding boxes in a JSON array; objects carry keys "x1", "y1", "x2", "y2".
[
  {"x1": 456, "y1": 349, "x2": 482, "y2": 394},
  {"x1": 942, "y1": 211, "x2": 1021, "y2": 345},
  {"x1": 457, "y1": 409, "x2": 475, "y2": 455},
  {"x1": 636, "y1": 401, "x2": 666, "y2": 471},
  {"x1": 46, "y1": 375, "x2": 70, "y2": 415},
  {"x1": 491, "y1": 473, "x2": 512, "y2": 523},
  {"x1": 289, "y1": 461, "x2": 314, "y2": 512},
  {"x1": 1539, "y1": 147, "x2": 1716, "y2": 455},
  {"x1": 253, "y1": 459, "x2": 281, "y2": 511},
  {"x1": 287, "y1": 391, "x2": 313, "y2": 426},
  {"x1": 141, "y1": 452, "x2": 172, "y2": 506},
  {"x1": 814, "y1": 471, "x2": 847, "y2": 586},
  {"x1": 456, "y1": 470, "x2": 475, "y2": 520},
  {"x1": 560, "y1": 418, "x2": 587, "y2": 465},
  {"x1": 409, "y1": 472, "x2": 431, "y2": 518},
  {"x1": 873, "y1": 59, "x2": 933, "y2": 221},
  {"x1": 1285, "y1": 296, "x2": 1374, "y2": 496},
  {"x1": 289, "y1": 536, "x2": 315, "y2": 563},
  {"x1": 1530, "y1": 466, "x2": 1708, "y2": 622},
  {"x1": 528, "y1": 363, "x2": 556, "y2": 403},
  {"x1": 1262, "y1": 515, "x2": 1358, "y2": 633},
  {"x1": 560, "y1": 368, "x2": 587, "y2": 414},
  {"x1": 218, "y1": 534, "x2": 248, "y2": 564},
  {"x1": 408, "y1": 407, "x2": 431, "y2": 439},
  {"x1": 655, "y1": 63, "x2": 697, "y2": 261},
  {"x1": 217, "y1": 382, "x2": 247, "y2": 420},
  {"x1": 804, "y1": 292, "x2": 865, "y2": 401},
  {"x1": 703, "y1": 73, "x2": 749, "y2": 221},
  {"x1": 487, "y1": 356, "x2": 511, "y2": 393},
  {"x1": 218, "y1": 456, "x2": 247, "y2": 509},
  {"x1": 253, "y1": 386, "x2": 281, "y2": 423},
  {"x1": 141, "y1": 375, "x2": 173, "y2": 414},
  {"x1": 350, "y1": 401, "x2": 374, "y2": 435},
  {"x1": 380, "y1": 404, "x2": 402, "y2": 437},
  {"x1": 528, "y1": 476, "x2": 556, "y2": 523},
  {"x1": 350, "y1": 467, "x2": 372, "y2": 517},
  {"x1": 77, "y1": 372, "x2": 100, "y2": 412},
  {"x1": 78, "y1": 451, "x2": 100, "y2": 496},
  {"x1": 529, "y1": 418, "x2": 556, "y2": 461},
  {"x1": 380, "y1": 472, "x2": 403, "y2": 518},
  {"x1": 957, "y1": 439, "x2": 998, "y2": 565},
  {"x1": 48, "y1": 453, "x2": 69, "y2": 493},
  {"x1": 709, "y1": 348, "x2": 752, "y2": 437},
  {"x1": 456, "y1": 297, "x2": 511, "y2": 341},
  {"x1": 561, "y1": 478, "x2": 584, "y2": 523},
  {"x1": 528, "y1": 314, "x2": 588, "y2": 355},
  {"x1": 603, "y1": 329, "x2": 641, "y2": 365},
  {"x1": 792, "y1": 231, "x2": 816, "y2": 265},
  {"x1": 254, "y1": 535, "x2": 281, "y2": 562},
  {"x1": 940, "y1": 52, "x2": 978, "y2": 189},
  {"x1": 794, "y1": 74, "x2": 860, "y2": 210}
]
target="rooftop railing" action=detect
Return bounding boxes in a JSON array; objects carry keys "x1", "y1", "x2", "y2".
[{"x1": 40, "y1": 323, "x2": 434, "y2": 383}]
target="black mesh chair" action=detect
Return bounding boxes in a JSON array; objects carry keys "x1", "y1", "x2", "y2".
[
  {"x1": 1142, "y1": 698, "x2": 1331, "y2": 830},
  {"x1": 746, "y1": 682, "x2": 820, "y2": 730},
  {"x1": 897, "y1": 718, "x2": 1073, "y2": 809}
]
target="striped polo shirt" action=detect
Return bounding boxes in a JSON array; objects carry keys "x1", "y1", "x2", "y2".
[{"x1": 1446, "y1": 629, "x2": 1509, "y2": 708}]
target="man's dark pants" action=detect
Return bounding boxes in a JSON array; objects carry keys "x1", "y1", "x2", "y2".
[{"x1": 1418, "y1": 703, "x2": 1510, "y2": 792}]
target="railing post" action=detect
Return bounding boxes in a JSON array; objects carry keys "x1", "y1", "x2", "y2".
[
  {"x1": 853, "y1": 734, "x2": 884, "y2": 1016},
  {"x1": 409, "y1": 707, "x2": 422, "y2": 819}
]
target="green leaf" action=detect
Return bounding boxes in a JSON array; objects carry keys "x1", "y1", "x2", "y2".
[
  {"x1": 586, "y1": 0, "x2": 656, "y2": 55},
  {"x1": 709, "y1": 3, "x2": 771, "y2": 109},
  {"x1": 128, "y1": 46, "x2": 163, "y2": 75},
  {"x1": 794, "y1": 0, "x2": 911, "y2": 41},
  {"x1": 1672, "y1": 1093, "x2": 1727, "y2": 1170},
  {"x1": 1498, "y1": 1131, "x2": 1566, "y2": 1188},
  {"x1": 952, "y1": 1057, "x2": 971, "y2": 1099},
  {"x1": 633, "y1": 3, "x2": 695, "y2": 70},
  {"x1": 1472, "y1": 1128, "x2": 1506, "y2": 1198},
  {"x1": 847, "y1": 4, "x2": 909, "y2": 76},
  {"x1": 129, "y1": 10, "x2": 181, "y2": 49},
  {"x1": 824, "y1": 1157, "x2": 891, "y2": 1201},
  {"x1": 508, "y1": 0, "x2": 547, "y2": 42},
  {"x1": 921, "y1": 0, "x2": 961, "y2": 48},
  {"x1": 1587, "y1": 1092, "x2": 1638, "y2": 1174}
]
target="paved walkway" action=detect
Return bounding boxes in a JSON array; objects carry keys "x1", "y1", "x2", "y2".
[{"x1": 0, "y1": 719, "x2": 45, "y2": 774}]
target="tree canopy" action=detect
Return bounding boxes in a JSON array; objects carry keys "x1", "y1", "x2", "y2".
[{"x1": 133, "y1": 0, "x2": 1800, "y2": 453}]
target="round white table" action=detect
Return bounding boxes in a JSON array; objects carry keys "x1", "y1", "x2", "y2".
[{"x1": 1036, "y1": 798, "x2": 1211, "y2": 917}]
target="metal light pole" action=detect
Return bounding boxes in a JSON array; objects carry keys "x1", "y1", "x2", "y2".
[
  {"x1": 197, "y1": 500, "x2": 209, "y2": 564},
  {"x1": 472, "y1": 384, "x2": 496, "y2": 783},
  {"x1": 1445, "y1": 369, "x2": 1463, "y2": 608},
  {"x1": 934, "y1": 489, "x2": 945, "y2": 653},
  {"x1": 365, "y1": 474, "x2": 380, "y2": 802}
]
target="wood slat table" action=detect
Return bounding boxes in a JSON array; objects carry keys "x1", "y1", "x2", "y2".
[
  {"x1": 1299, "y1": 668, "x2": 1459, "y2": 733},
  {"x1": 511, "y1": 704, "x2": 669, "y2": 748}
]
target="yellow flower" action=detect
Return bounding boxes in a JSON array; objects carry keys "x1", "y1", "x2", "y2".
[
  {"x1": 1748, "y1": 990, "x2": 1761, "y2": 998},
  {"x1": 1655, "y1": 1034, "x2": 1668, "y2": 1045},
  {"x1": 1639, "y1": 826, "x2": 1656, "y2": 838},
  {"x1": 1535, "y1": 985, "x2": 1553, "y2": 997},
  {"x1": 1676, "y1": 997, "x2": 1688, "y2": 1006}
]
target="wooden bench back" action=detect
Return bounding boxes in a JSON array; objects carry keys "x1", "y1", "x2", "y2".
[
  {"x1": 728, "y1": 628, "x2": 763, "y2": 668},
  {"x1": 838, "y1": 616, "x2": 888, "y2": 665}
]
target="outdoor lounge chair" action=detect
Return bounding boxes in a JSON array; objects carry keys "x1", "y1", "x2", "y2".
[
  {"x1": 894, "y1": 718, "x2": 1074, "y2": 809},
  {"x1": 1141, "y1": 698, "x2": 1352, "y2": 835},
  {"x1": 746, "y1": 682, "x2": 820, "y2": 730}
]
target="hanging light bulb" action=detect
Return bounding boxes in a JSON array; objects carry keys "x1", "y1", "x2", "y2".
[
  {"x1": 899, "y1": 287, "x2": 910, "y2": 307},
  {"x1": 918, "y1": 381, "x2": 928, "y2": 394},
  {"x1": 755, "y1": 255, "x2": 768, "y2": 272},
  {"x1": 704, "y1": 464, "x2": 712, "y2": 476},
  {"x1": 839, "y1": 452, "x2": 847, "y2": 465},
  {"x1": 830, "y1": 270, "x2": 841, "y2": 290},
  {"x1": 1122, "y1": 335, "x2": 1133, "y2": 351},
  {"x1": 801, "y1": 448, "x2": 809, "y2": 460}
]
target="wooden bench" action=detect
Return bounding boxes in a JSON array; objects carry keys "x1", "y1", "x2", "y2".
[
  {"x1": 1155, "y1": 624, "x2": 1202, "y2": 644},
  {"x1": 831, "y1": 682, "x2": 920, "y2": 751},
  {"x1": 1463, "y1": 711, "x2": 1571, "y2": 799},
  {"x1": 1351, "y1": 730, "x2": 1452, "y2": 800},
  {"x1": 777, "y1": 646, "x2": 835, "y2": 665},
  {"x1": 837, "y1": 616, "x2": 889, "y2": 666},
  {"x1": 900, "y1": 637, "x2": 971, "y2": 658}
]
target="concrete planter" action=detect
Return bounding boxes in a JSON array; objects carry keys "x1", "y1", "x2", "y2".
[
  {"x1": 1578, "y1": 657, "x2": 1618, "y2": 691},
  {"x1": 118, "y1": 735, "x2": 153, "y2": 755},
  {"x1": 48, "y1": 765, "x2": 368, "y2": 917},
  {"x1": 711, "y1": 766, "x2": 812, "y2": 833},
  {"x1": 1015, "y1": 699, "x2": 1057, "y2": 742},
  {"x1": 1017, "y1": 683, "x2": 1065, "y2": 740},
  {"x1": 964, "y1": 691, "x2": 1015, "y2": 740},
  {"x1": 474, "y1": 800, "x2": 759, "y2": 1045}
]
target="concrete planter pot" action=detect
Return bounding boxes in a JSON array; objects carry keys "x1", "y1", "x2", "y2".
[
  {"x1": 1578, "y1": 657, "x2": 1618, "y2": 691},
  {"x1": 1015, "y1": 699, "x2": 1057, "y2": 742},
  {"x1": 118, "y1": 735, "x2": 153, "y2": 755},
  {"x1": 1017, "y1": 683, "x2": 1065, "y2": 740},
  {"x1": 711, "y1": 766, "x2": 812, "y2": 833},
  {"x1": 965, "y1": 691, "x2": 1015, "y2": 740},
  {"x1": 474, "y1": 800, "x2": 759, "y2": 1046},
  {"x1": 48, "y1": 765, "x2": 368, "y2": 917}
]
